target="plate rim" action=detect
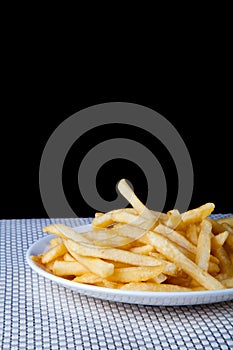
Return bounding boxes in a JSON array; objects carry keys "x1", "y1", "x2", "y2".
[{"x1": 26, "y1": 229, "x2": 233, "y2": 305}]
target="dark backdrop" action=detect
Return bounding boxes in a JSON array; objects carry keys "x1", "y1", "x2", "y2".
[{"x1": 1, "y1": 27, "x2": 232, "y2": 218}]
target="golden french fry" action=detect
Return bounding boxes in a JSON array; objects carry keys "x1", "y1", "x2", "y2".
[
  {"x1": 129, "y1": 245, "x2": 154, "y2": 255},
  {"x1": 95, "y1": 212, "x2": 104, "y2": 218},
  {"x1": 111, "y1": 211, "x2": 157, "y2": 230},
  {"x1": 63, "y1": 253, "x2": 76, "y2": 262},
  {"x1": 108, "y1": 265, "x2": 164, "y2": 283},
  {"x1": 92, "y1": 208, "x2": 139, "y2": 228},
  {"x1": 120, "y1": 282, "x2": 192, "y2": 292},
  {"x1": 186, "y1": 224, "x2": 198, "y2": 245},
  {"x1": 180, "y1": 203, "x2": 215, "y2": 225},
  {"x1": 43, "y1": 224, "x2": 92, "y2": 245},
  {"x1": 45, "y1": 260, "x2": 56, "y2": 272},
  {"x1": 41, "y1": 243, "x2": 67, "y2": 264},
  {"x1": 208, "y1": 261, "x2": 220, "y2": 275},
  {"x1": 149, "y1": 273, "x2": 167, "y2": 284},
  {"x1": 92, "y1": 210, "x2": 119, "y2": 228},
  {"x1": 107, "y1": 261, "x2": 132, "y2": 268},
  {"x1": 31, "y1": 254, "x2": 43, "y2": 264},
  {"x1": 211, "y1": 231, "x2": 229, "y2": 250},
  {"x1": 74, "y1": 274, "x2": 123, "y2": 289},
  {"x1": 221, "y1": 223, "x2": 233, "y2": 249},
  {"x1": 117, "y1": 179, "x2": 157, "y2": 220},
  {"x1": 49, "y1": 237, "x2": 63, "y2": 247},
  {"x1": 195, "y1": 219, "x2": 212, "y2": 271},
  {"x1": 53, "y1": 260, "x2": 88, "y2": 276},
  {"x1": 164, "y1": 209, "x2": 182, "y2": 229},
  {"x1": 73, "y1": 273, "x2": 103, "y2": 284},
  {"x1": 82, "y1": 227, "x2": 134, "y2": 248},
  {"x1": 96, "y1": 280, "x2": 123, "y2": 289}
]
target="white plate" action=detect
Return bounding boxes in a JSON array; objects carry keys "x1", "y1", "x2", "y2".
[{"x1": 26, "y1": 224, "x2": 233, "y2": 306}]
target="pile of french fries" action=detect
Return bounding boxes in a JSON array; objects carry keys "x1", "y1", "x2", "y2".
[{"x1": 32, "y1": 179, "x2": 233, "y2": 292}]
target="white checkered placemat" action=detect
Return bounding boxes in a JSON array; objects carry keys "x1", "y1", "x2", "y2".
[{"x1": 0, "y1": 217, "x2": 233, "y2": 350}]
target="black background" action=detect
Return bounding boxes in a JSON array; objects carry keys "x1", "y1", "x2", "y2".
[{"x1": 1, "y1": 17, "x2": 232, "y2": 219}]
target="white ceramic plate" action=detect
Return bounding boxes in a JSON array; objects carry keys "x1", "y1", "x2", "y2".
[{"x1": 26, "y1": 224, "x2": 233, "y2": 306}]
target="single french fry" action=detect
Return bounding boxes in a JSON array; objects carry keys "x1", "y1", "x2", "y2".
[
  {"x1": 180, "y1": 203, "x2": 215, "y2": 225},
  {"x1": 49, "y1": 237, "x2": 63, "y2": 247},
  {"x1": 107, "y1": 261, "x2": 131, "y2": 268},
  {"x1": 95, "y1": 212, "x2": 104, "y2": 218},
  {"x1": 129, "y1": 245, "x2": 154, "y2": 255},
  {"x1": 120, "y1": 282, "x2": 192, "y2": 292},
  {"x1": 211, "y1": 231, "x2": 229, "y2": 250},
  {"x1": 74, "y1": 274, "x2": 124, "y2": 289},
  {"x1": 149, "y1": 273, "x2": 167, "y2": 284},
  {"x1": 195, "y1": 219, "x2": 212, "y2": 271},
  {"x1": 95, "y1": 280, "x2": 123, "y2": 289},
  {"x1": 146, "y1": 231, "x2": 224, "y2": 290},
  {"x1": 164, "y1": 209, "x2": 182, "y2": 229},
  {"x1": 186, "y1": 224, "x2": 198, "y2": 245},
  {"x1": 43, "y1": 224, "x2": 92, "y2": 246},
  {"x1": 91, "y1": 209, "x2": 121, "y2": 228},
  {"x1": 63, "y1": 253, "x2": 76, "y2": 262},
  {"x1": 108, "y1": 265, "x2": 164, "y2": 283},
  {"x1": 221, "y1": 223, "x2": 233, "y2": 249},
  {"x1": 208, "y1": 262, "x2": 220, "y2": 275},
  {"x1": 31, "y1": 254, "x2": 43, "y2": 264},
  {"x1": 117, "y1": 179, "x2": 157, "y2": 220},
  {"x1": 41, "y1": 243, "x2": 67, "y2": 264},
  {"x1": 45, "y1": 260, "x2": 56, "y2": 272},
  {"x1": 92, "y1": 208, "x2": 139, "y2": 228},
  {"x1": 83, "y1": 229, "x2": 133, "y2": 248},
  {"x1": 111, "y1": 211, "x2": 157, "y2": 230},
  {"x1": 73, "y1": 273, "x2": 103, "y2": 284},
  {"x1": 53, "y1": 260, "x2": 88, "y2": 276}
]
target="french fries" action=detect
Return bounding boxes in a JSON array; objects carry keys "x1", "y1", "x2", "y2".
[
  {"x1": 195, "y1": 219, "x2": 212, "y2": 271},
  {"x1": 31, "y1": 179, "x2": 233, "y2": 292}
]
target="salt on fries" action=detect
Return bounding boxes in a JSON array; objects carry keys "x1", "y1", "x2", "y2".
[{"x1": 31, "y1": 179, "x2": 233, "y2": 292}]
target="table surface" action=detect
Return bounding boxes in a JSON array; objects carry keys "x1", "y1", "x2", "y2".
[{"x1": 1, "y1": 217, "x2": 233, "y2": 350}]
